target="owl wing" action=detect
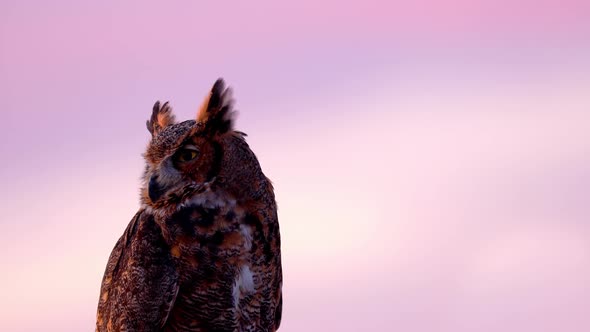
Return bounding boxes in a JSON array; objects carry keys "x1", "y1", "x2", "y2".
[
  {"x1": 269, "y1": 216, "x2": 283, "y2": 331},
  {"x1": 96, "y1": 210, "x2": 179, "y2": 331},
  {"x1": 247, "y1": 203, "x2": 283, "y2": 331},
  {"x1": 264, "y1": 214, "x2": 282, "y2": 330}
]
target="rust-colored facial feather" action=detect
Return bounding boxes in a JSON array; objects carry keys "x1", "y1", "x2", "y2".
[
  {"x1": 172, "y1": 135, "x2": 220, "y2": 185},
  {"x1": 140, "y1": 79, "x2": 246, "y2": 207}
]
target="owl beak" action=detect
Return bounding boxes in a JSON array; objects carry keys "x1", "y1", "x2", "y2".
[{"x1": 148, "y1": 175, "x2": 166, "y2": 203}]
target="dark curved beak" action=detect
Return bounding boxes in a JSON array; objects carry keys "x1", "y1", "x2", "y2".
[{"x1": 148, "y1": 175, "x2": 166, "y2": 203}]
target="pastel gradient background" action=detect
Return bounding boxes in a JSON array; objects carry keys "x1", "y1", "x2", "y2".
[{"x1": 1, "y1": 1, "x2": 589, "y2": 331}]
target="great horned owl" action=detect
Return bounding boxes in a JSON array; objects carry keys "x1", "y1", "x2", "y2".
[{"x1": 96, "y1": 79, "x2": 282, "y2": 332}]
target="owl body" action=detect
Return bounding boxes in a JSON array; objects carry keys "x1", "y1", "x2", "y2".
[{"x1": 96, "y1": 80, "x2": 282, "y2": 332}]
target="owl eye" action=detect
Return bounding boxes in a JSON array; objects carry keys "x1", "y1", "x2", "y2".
[{"x1": 175, "y1": 146, "x2": 199, "y2": 162}]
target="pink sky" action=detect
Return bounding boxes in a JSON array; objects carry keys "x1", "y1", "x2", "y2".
[{"x1": 1, "y1": 1, "x2": 590, "y2": 331}]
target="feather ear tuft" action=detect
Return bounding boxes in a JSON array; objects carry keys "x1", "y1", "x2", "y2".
[
  {"x1": 196, "y1": 78, "x2": 236, "y2": 135},
  {"x1": 147, "y1": 101, "x2": 176, "y2": 136}
]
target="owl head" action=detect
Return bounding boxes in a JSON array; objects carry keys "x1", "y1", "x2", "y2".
[{"x1": 140, "y1": 79, "x2": 269, "y2": 209}]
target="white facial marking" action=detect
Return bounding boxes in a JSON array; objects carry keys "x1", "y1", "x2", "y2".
[{"x1": 157, "y1": 159, "x2": 181, "y2": 186}]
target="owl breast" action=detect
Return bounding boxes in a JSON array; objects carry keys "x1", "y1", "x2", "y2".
[{"x1": 155, "y1": 190, "x2": 271, "y2": 331}]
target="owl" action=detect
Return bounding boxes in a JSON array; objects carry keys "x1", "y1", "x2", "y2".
[{"x1": 96, "y1": 79, "x2": 282, "y2": 332}]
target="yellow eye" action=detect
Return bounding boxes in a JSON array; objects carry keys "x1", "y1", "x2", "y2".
[{"x1": 176, "y1": 149, "x2": 198, "y2": 162}]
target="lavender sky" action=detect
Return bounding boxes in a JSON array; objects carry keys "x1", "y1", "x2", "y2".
[{"x1": 1, "y1": 1, "x2": 590, "y2": 331}]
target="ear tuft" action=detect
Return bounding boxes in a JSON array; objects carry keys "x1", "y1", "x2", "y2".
[
  {"x1": 147, "y1": 101, "x2": 176, "y2": 136},
  {"x1": 196, "y1": 78, "x2": 236, "y2": 134}
]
